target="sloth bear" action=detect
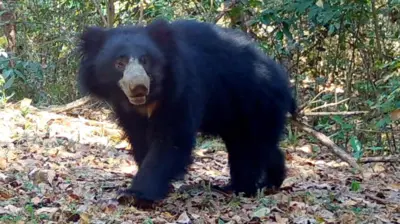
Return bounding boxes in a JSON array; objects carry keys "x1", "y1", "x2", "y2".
[{"x1": 77, "y1": 18, "x2": 296, "y2": 206}]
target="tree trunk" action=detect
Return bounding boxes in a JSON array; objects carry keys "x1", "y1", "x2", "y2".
[{"x1": 107, "y1": 0, "x2": 115, "y2": 28}]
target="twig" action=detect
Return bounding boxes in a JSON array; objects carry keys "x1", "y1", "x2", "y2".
[
  {"x1": 309, "y1": 98, "x2": 350, "y2": 112},
  {"x1": 91, "y1": 0, "x2": 108, "y2": 26},
  {"x1": 44, "y1": 96, "x2": 91, "y2": 113},
  {"x1": 302, "y1": 111, "x2": 369, "y2": 116},
  {"x1": 298, "y1": 89, "x2": 328, "y2": 112},
  {"x1": 360, "y1": 155, "x2": 399, "y2": 163},
  {"x1": 214, "y1": 0, "x2": 238, "y2": 23},
  {"x1": 365, "y1": 193, "x2": 389, "y2": 205},
  {"x1": 390, "y1": 124, "x2": 398, "y2": 152},
  {"x1": 291, "y1": 118, "x2": 364, "y2": 175}
]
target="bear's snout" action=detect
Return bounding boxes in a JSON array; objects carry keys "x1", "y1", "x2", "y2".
[{"x1": 130, "y1": 84, "x2": 148, "y2": 98}]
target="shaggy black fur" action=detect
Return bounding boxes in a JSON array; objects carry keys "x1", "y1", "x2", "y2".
[{"x1": 77, "y1": 19, "x2": 297, "y2": 205}]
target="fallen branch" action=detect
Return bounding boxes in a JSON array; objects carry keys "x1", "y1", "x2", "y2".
[
  {"x1": 365, "y1": 193, "x2": 390, "y2": 205},
  {"x1": 309, "y1": 98, "x2": 350, "y2": 112},
  {"x1": 302, "y1": 111, "x2": 369, "y2": 116},
  {"x1": 360, "y1": 155, "x2": 399, "y2": 163},
  {"x1": 44, "y1": 96, "x2": 91, "y2": 113},
  {"x1": 290, "y1": 118, "x2": 364, "y2": 175}
]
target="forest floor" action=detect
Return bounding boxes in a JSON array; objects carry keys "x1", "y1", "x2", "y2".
[{"x1": 0, "y1": 99, "x2": 399, "y2": 224}]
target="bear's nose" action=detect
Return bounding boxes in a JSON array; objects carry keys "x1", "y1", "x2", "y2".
[{"x1": 130, "y1": 84, "x2": 148, "y2": 97}]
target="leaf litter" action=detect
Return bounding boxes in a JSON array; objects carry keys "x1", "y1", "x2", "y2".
[{"x1": 0, "y1": 99, "x2": 399, "y2": 223}]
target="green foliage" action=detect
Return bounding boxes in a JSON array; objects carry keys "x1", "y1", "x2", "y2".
[
  {"x1": 143, "y1": 218, "x2": 154, "y2": 224},
  {"x1": 350, "y1": 136, "x2": 363, "y2": 160},
  {"x1": 0, "y1": 0, "x2": 399, "y2": 155},
  {"x1": 254, "y1": 0, "x2": 400, "y2": 155},
  {"x1": 0, "y1": 214, "x2": 23, "y2": 223},
  {"x1": 0, "y1": 0, "x2": 101, "y2": 105},
  {"x1": 252, "y1": 207, "x2": 271, "y2": 218},
  {"x1": 350, "y1": 180, "x2": 361, "y2": 192}
]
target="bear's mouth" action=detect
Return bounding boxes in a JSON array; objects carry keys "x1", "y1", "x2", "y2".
[{"x1": 129, "y1": 93, "x2": 147, "y2": 105}]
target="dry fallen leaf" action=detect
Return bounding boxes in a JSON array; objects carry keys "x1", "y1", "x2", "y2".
[
  {"x1": 387, "y1": 183, "x2": 400, "y2": 191},
  {"x1": 104, "y1": 202, "x2": 118, "y2": 214},
  {"x1": 176, "y1": 211, "x2": 191, "y2": 224},
  {"x1": 316, "y1": 209, "x2": 335, "y2": 222},
  {"x1": 390, "y1": 108, "x2": 400, "y2": 121},
  {"x1": 275, "y1": 213, "x2": 289, "y2": 224},
  {"x1": 0, "y1": 186, "x2": 13, "y2": 200},
  {"x1": 0, "y1": 100, "x2": 398, "y2": 223},
  {"x1": 79, "y1": 213, "x2": 91, "y2": 224},
  {"x1": 340, "y1": 213, "x2": 356, "y2": 224},
  {"x1": 0, "y1": 157, "x2": 7, "y2": 170},
  {"x1": 35, "y1": 207, "x2": 59, "y2": 216},
  {"x1": 28, "y1": 168, "x2": 56, "y2": 186},
  {"x1": 296, "y1": 144, "x2": 313, "y2": 153},
  {"x1": 3, "y1": 204, "x2": 23, "y2": 215},
  {"x1": 31, "y1": 196, "x2": 41, "y2": 205},
  {"x1": 289, "y1": 201, "x2": 307, "y2": 212}
]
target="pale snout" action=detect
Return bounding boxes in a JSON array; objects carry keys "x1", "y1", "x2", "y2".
[{"x1": 118, "y1": 58, "x2": 151, "y2": 106}]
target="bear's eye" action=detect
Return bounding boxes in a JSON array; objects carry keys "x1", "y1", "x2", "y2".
[
  {"x1": 139, "y1": 55, "x2": 148, "y2": 65},
  {"x1": 115, "y1": 58, "x2": 127, "y2": 71}
]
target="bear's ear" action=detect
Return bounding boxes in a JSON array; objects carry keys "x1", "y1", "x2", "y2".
[
  {"x1": 146, "y1": 19, "x2": 176, "y2": 52},
  {"x1": 78, "y1": 26, "x2": 107, "y2": 58}
]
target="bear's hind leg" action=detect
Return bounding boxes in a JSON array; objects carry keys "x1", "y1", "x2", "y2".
[
  {"x1": 223, "y1": 137, "x2": 264, "y2": 197},
  {"x1": 259, "y1": 143, "x2": 286, "y2": 190}
]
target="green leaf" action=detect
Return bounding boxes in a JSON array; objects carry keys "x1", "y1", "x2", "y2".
[
  {"x1": 328, "y1": 24, "x2": 336, "y2": 36},
  {"x1": 309, "y1": 7, "x2": 320, "y2": 21},
  {"x1": 2, "y1": 69, "x2": 13, "y2": 79},
  {"x1": 350, "y1": 136, "x2": 362, "y2": 158},
  {"x1": 3, "y1": 74, "x2": 15, "y2": 90},
  {"x1": 376, "y1": 116, "x2": 391, "y2": 129},
  {"x1": 350, "y1": 181, "x2": 361, "y2": 192},
  {"x1": 334, "y1": 22, "x2": 341, "y2": 30},
  {"x1": 13, "y1": 69, "x2": 23, "y2": 78},
  {"x1": 321, "y1": 93, "x2": 333, "y2": 100},
  {"x1": 296, "y1": 1, "x2": 313, "y2": 14},
  {"x1": 343, "y1": 123, "x2": 354, "y2": 130},
  {"x1": 260, "y1": 10, "x2": 276, "y2": 25},
  {"x1": 275, "y1": 31, "x2": 283, "y2": 40},
  {"x1": 332, "y1": 115, "x2": 344, "y2": 125},
  {"x1": 228, "y1": 6, "x2": 242, "y2": 19},
  {"x1": 282, "y1": 22, "x2": 293, "y2": 40},
  {"x1": 252, "y1": 207, "x2": 270, "y2": 218}
]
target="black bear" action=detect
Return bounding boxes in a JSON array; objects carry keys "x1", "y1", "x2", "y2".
[{"x1": 77, "y1": 18, "x2": 296, "y2": 206}]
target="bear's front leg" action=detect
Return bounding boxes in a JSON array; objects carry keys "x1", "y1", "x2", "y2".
[{"x1": 118, "y1": 118, "x2": 196, "y2": 208}]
